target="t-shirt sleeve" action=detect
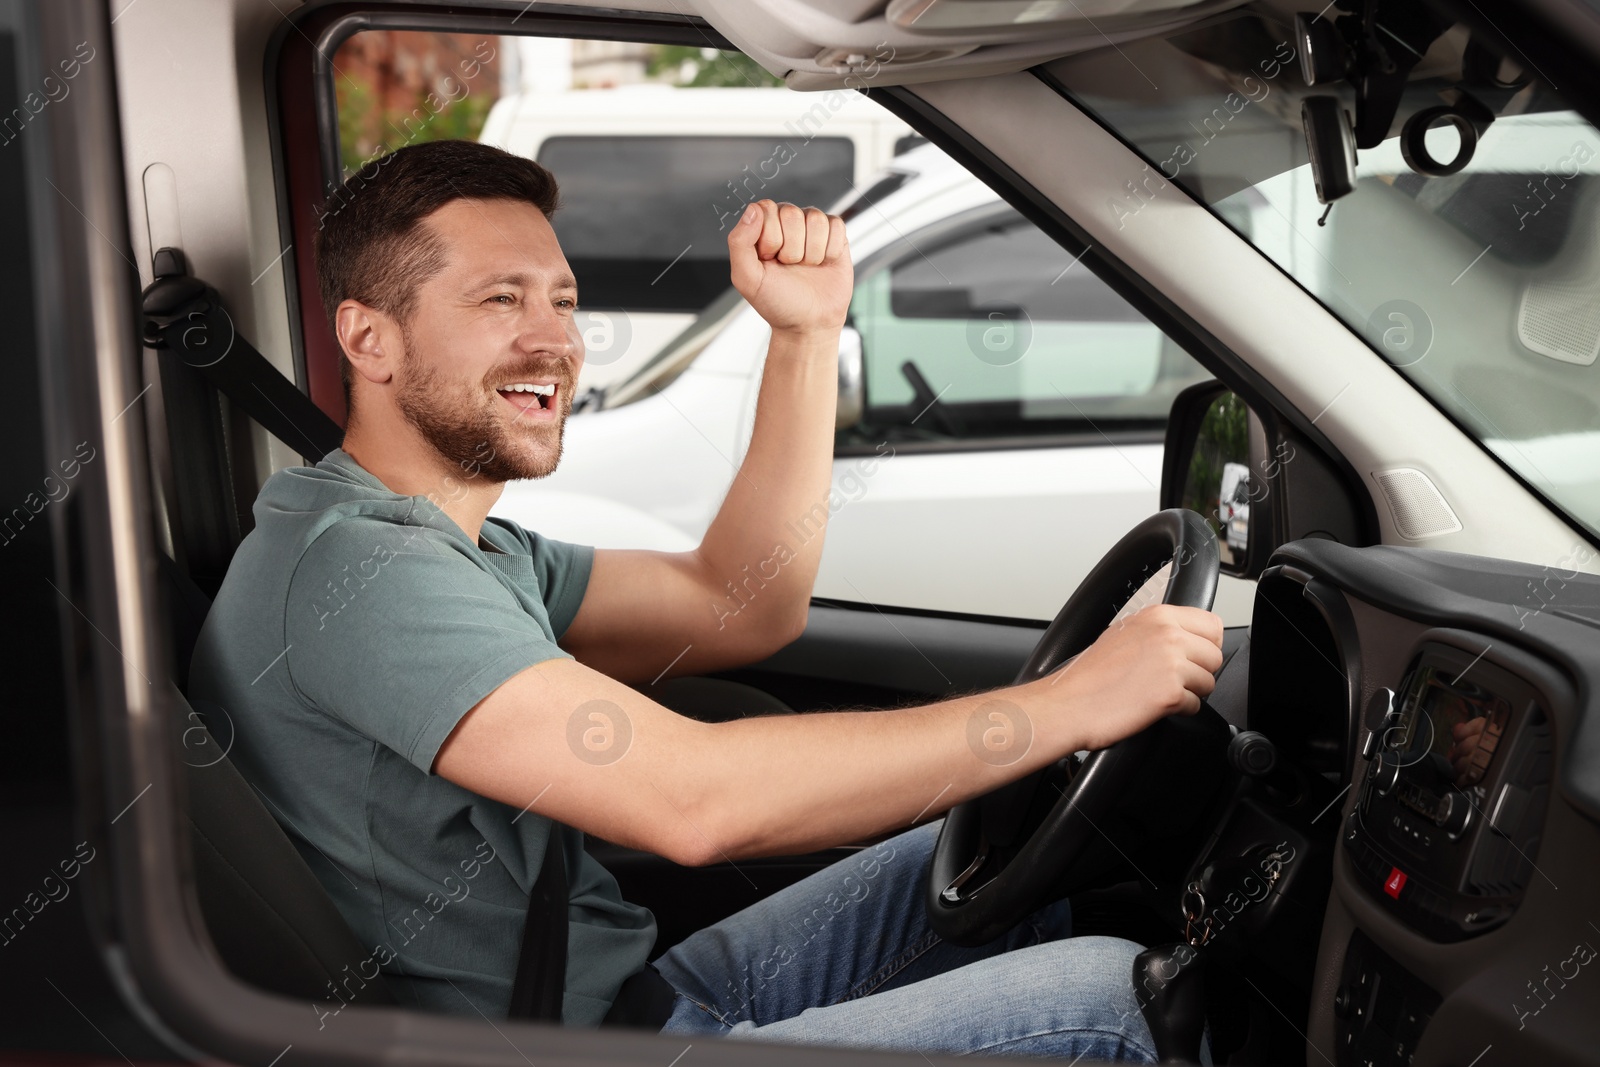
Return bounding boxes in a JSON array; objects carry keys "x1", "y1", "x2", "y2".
[
  {"x1": 531, "y1": 533, "x2": 593, "y2": 639},
  {"x1": 283, "y1": 519, "x2": 569, "y2": 773},
  {"x1": 483, "y1": 517, "x2": 594, "y2": 639}
]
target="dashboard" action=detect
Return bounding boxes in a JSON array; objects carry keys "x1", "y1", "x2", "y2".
[{"x1": 1248, "y1": 539, "x2": 1600, "y2": 1067}]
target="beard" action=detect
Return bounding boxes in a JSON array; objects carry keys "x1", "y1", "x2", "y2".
[{"x1": 393, "y1": 327, "x2": 575, "y2": 486}]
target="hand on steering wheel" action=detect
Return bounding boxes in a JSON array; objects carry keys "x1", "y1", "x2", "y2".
[
  {"x1": 1033, "y1": 602, "x2": 1224, "y2": 752},
  {"x1": 926, "y1": 509, "x2": 1231, "y2": 946}
]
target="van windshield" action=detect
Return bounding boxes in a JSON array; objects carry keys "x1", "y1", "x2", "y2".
[{"x1": 1046, "y1": 22, "x2": 1600, "y2": 544}]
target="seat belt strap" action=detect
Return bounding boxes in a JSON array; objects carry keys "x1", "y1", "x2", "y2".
[
  {"x1": 141, "y1": 247, "x2": 343, "y2": 464},
  {"x1": 507, "y1": 831, "x2": 569, "y2": 1022}
]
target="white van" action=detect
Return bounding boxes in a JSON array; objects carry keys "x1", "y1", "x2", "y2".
[{"x1": 479, "y1": 86, "x2": 915, "y2": 386}]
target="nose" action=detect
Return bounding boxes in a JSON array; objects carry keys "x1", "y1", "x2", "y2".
[{"x1": 514, "y1": 302, "x2": 580, "y2": 362}]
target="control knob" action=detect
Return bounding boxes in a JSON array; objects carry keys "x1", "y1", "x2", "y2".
[
  {"x1": 1434, "y1": 791, "x2": 1472, "y2": 840},
  {"x1": 1373, "y1": 752, "x2": 1401, "y2": 796}
]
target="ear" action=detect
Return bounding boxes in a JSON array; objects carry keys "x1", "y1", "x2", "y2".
[{"x1": 335, "y1": 299, "x2": 398, "y2": 386}]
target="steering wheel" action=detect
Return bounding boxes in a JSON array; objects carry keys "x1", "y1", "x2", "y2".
[{"x1": 925, "y1": 509, "x2": 1222, "y2": 946}]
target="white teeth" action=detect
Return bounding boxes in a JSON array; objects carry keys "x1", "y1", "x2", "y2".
[{"x1": 502, "y1": 383, "x2": 556, "y2": 395}]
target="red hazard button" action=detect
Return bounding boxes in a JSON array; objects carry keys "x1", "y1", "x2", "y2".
[{"x1": 1384, "y1": 867, "x2": 1408, "y2": 899}]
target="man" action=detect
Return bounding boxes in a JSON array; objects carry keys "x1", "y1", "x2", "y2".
[{"x1": 189, "y1": 139, "x2": 1224, "y2": 1061}]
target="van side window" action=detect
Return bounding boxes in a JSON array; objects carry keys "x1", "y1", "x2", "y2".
[
  {"x1": 537, "y1": 135, "x2": 855, "y2": 311},
  {"x1": 838, "y1": 208, "x2": 1207, "y2": 448}
]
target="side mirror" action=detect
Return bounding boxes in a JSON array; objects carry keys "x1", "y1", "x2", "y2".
[
  {"x1": 837, "y1": 325, "x2": 864, "y2": 430},
  {"x1": 1165, "y1": 382, "x2": 1372, "y2": 575},
  {"x1": 1161, "y1": 381, "x2": 1258, "y2": 576}
]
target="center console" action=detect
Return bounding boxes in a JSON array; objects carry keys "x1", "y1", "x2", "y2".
[
  {"x1": 1343, "y1": 642, "x2": 1555, "y2": 942},
  {"x1": 1332, "y1": 642, "x2": 1557, "y2": 1065}
]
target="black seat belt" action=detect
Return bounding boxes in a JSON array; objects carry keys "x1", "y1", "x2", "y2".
[
  {"x1": 140, "y1": 247, "x2": 343, "y2": 595},
  {"x1": 141, "y1": 247, "x2": 344, "y2": 463},
  {"x1": 140, "y1": 247, "x2": 573, "y2": 1020},
  {"x1": 507, "y1": 834, "x2": 568, "y2": 1022}
]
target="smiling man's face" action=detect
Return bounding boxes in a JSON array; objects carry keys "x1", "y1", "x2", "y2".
[{"x1": 393, "y1": 197, "x2": 585, "y2": 483}]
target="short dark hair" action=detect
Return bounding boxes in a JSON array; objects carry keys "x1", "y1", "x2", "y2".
[{"x1": 313, "y1": 139, "x2": 561, "y2": 413}]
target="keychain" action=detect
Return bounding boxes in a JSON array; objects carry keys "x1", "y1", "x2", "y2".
[{"x1": 1183, "y1": 845, "x2": 1291, "y2": 947}]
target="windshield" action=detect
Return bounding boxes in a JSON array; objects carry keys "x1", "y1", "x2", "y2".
[{"x1": 1045, "y1": 15, "x2": 1600, "y2": 543}]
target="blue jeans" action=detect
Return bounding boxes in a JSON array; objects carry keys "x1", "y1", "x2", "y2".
[{"x1": 650, "y1": 820, "x2": 1160, "y2": 1061}]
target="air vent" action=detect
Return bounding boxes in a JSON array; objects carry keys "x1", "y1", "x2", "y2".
[{"x1": 1373, "y1": 468, "x2": 1463, "y2": 540}]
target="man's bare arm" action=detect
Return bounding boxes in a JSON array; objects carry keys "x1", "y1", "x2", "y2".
[
  {"x1": 435, "y1": 603, "x2": 1225, "y2": 865},
  {"x1": 559, "y1": 201, "x2": 850, "y2": 683}
]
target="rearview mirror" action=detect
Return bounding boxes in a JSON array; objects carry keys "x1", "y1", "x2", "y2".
[
  {"x1": 1162, "y1": 382, "x2": 1254, "y2": 575},
  {"x1": 837, "y1": 325, "x2": 864, "y2": 430}
]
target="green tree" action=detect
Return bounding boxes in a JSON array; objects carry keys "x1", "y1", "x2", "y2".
[
  {"x1": 646, "y1": 45, "x2": 782, "y2": 88},
  {"x1": 337, "y1": 80, "x2": 495, "y2": 178}
]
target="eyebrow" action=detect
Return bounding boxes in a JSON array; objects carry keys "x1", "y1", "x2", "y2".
[{"x1": 465, "y1": 270, "x2": 579, "y2": 294}]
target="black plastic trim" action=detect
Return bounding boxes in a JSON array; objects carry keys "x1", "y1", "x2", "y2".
[
  {"x1": 37, "y1": 0, "x2": 211, "y2": 1057},
  {"x1": 757, "y1": 602, "x2": 1041, "y2": 696},
  {"x1": 808, "y1": 595, "x2": 1049, "y2": 631},
  {"x1": 1423, "y1": 0, "x2": 1600, "y2": 136},
  {"x1": 835, "y1": 426, "x2": 1165, "y2": 458}
]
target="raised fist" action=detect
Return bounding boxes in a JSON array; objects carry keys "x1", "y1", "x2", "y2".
[{"x1": 727, "y1": 199, "x2": 852, "y2": 336}]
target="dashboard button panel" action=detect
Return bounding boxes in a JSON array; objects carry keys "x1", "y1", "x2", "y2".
[
  {"x1": 1334, "y1": 931, "x2": 1441, "y2": 1067},
  {"x1": 1347, "y1": 642, "x2": 1553, "y2": 940}
]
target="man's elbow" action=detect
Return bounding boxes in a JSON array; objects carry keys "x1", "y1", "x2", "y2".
[
  {"x1": 666, "y1": 836, "x2": 725, "y2": 869},
  {"x1": 638, "y1": 761, "x2": 739, "y2": 868},
  {"x1": 713, "y1": 599, "x2": 807, "y2": 667},
  {"x1": 769, "y1": 599, "x2": 809, "y2": 652},
  {"x1": 750, "y1": 597, "x2": 808, "y2": 660},
  {"x1": 657, "y1": 815, "x2": 737, "y2": 868}
]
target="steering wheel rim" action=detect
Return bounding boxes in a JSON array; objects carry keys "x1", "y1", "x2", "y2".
[{"x1": 926, "y1": 508, "x2": 1221, "y2": 946}]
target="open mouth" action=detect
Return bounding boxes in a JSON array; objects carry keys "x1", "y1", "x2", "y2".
[{"x1": 496, "y1": 381, "x2": 560, "y2": 418}]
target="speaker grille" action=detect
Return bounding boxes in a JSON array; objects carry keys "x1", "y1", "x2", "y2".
[
  {"x1": 1516, "y1": 202, "x2": 1600, "y2": 366},
  {"x1": 1518, "y1": 277, "x2": 1600, "y2": 365},
  {"x1": 1374, "y1": 468, "x2": 1463, "y2": 540}
]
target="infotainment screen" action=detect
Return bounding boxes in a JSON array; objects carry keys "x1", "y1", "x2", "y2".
[{"x1": 1391, "y1": 665, "x2": 1511, "y2": 790}]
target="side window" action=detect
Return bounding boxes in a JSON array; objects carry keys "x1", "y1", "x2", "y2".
[{"x1": 840, "y1": 209, "x2": 1208, "y2": 446}]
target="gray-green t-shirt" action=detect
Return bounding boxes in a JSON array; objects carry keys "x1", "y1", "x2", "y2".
[{"x1": 187, "y1": 448, "x2": 655, "y2": 1023}]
